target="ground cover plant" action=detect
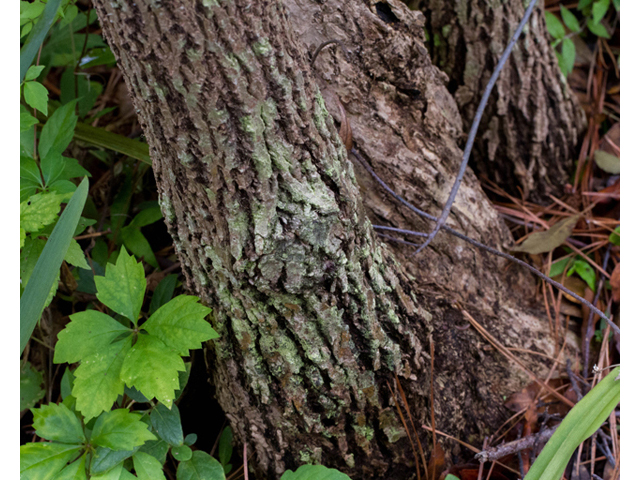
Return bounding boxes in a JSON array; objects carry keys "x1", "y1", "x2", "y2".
[{"x1": 20, "y1": 0, "x2": 620, "y2": 478}]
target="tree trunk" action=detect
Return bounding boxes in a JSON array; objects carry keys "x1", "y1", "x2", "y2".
[
  {"x1": 93, "y1": 0, "x2": 577, "y2": 478},
  {"x1": 415, "y1": 0, "x2": 586, "y2": 201}
]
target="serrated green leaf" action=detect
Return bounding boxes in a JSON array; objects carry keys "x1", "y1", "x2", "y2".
[
  {"x1": 218, "y1": 426, "x2": 232, "y2": 466},
  {"x1": 121, "y1": 334, "x2": 185, "y2": 408},
  {"x1": 20, "y1": 192, "x2": 65, "y2": 233},
  {"x1": 21, "y1": 178, "x2": 88, "y2": 354},
  {"x1": 511, "y1": 215, "x2": 580, "y2": 255},
  {"x1": 121, "y1": 226, "x2": 159, "y2": 269},
  {"x1": 24, "y1": 81, "x2": 49, "y2": 116},
  {"x1": 39, "y1": 101, "x2": 78, "y2": 161},
  {"x1": 143, "y1": 296, "x2": 216, "y2": 356},
  {"x1": 280, "y1": 465, "x2": 352, "y2": 480},
  {"x1": 172, "y1": 445, "x2": 193, "y2": 462},
  {"x1": 133, "y1": 452, "x2": 166, "y2": 480},
  {"x1": 594, "y1": 150, "x2": 620, "y2": 174},
  {"x1": 20, "y1": 442, "x2": 82, "y2": 480},
  {"x1": 560, "y1": 38, "x2": 576, "y2": 76},
  {"x1": 73, "y1": 338, "x2": 132, "y2": 420},
  {"x1": 91, "y1": 409, "x2": 156, "y2": 451},
  {"x1": 32, "y1": 402, "x2": 85, "y2": 444},
  {"x1": 524, "y1": 368, "x2": 619, "y2": 480},
  {"x1": 90, "y1": 447, "x2": 138, "y2": 475},
  {"x1": 21, "y1": 104, "x2": 39, "y2": 131},
  {"x1": 592, "y1": 0, "x2": 610, "y2": 23},
  {"x1": 571, "y1": 259, "x2": 597, "y2": 292},
  {"x1": 95, "y1": 247, "x2": 146, "y2": 324},
  {"x1": 149, "y1": 274, "x2": 178, "y2": 315},
  {"x1": 560, "y1": 5, "x2": 581, "y2": 32},
  {"x1": 25, "y1": 65, "x2": 45, "y2": 81},
  {"x1": 21, "y1": 361, "x2": 45, "y2": 411},
  {"x1": 54, "y1": 310, "x2": 132, "y2": 364},
  {"x1": 587, "y1": 17, "x2": 611, "y2": 37},
  {"x1": 52, "y1": 453, "x2": 87, "y2": 480},
  {"x1": 150, "y1": 403, "x2": 184, "y2": 447},
  {"x1": 91, "y1": 463, "x2": 124, "y2": 480},
  {"x1": 21, "y1": 228, "x2": 27, "y2": 248},
  {"x1": 139, "y1": 439, "x2": 170, "y2": 466},
  {"x1": 609, "y1": 226, "x2": 620, "y2": 246},
  {"x1": 544, "y1": 12, "x2": 565, "y2": 39},
  {"x1": 65, "y1": 239, "x2": 90, "y2": 269}
]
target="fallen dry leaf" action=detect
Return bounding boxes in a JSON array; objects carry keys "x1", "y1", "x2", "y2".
[
  {"x1": 610, "y1": 263, "x2": 620, "y2": 302},
  {"x1": 511, "y1": 215, "x2": 581, "y2": 255}
]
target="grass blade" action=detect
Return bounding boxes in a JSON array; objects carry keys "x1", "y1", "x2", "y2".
[
  {"x1": 20, "y1": 0, "x2": 64, "y2": 83},
  {"x1": 73, "y1": 122, "x2": 151, "y2": 165},
  {"x1": 524, "y1": 367, "x2": 620, "y2": 480},
  {"x1": 20, "y1": 177, "x2": 89, "y2": 354}
]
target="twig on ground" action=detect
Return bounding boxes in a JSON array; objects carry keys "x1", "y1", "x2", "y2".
[
  {"x1": 412, "y1": 0, "x2": 539, "y2": 255},
  {"x1": 475, "y1": 425, "x2": 558, "y2": 463}
]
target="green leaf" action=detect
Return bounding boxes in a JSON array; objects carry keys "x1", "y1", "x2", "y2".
[
  {"x1": 90, "y1": 447, "x2": 138, "y2": 475},
  {"x1": 143, "y1": 296, "x2": 216, "y2": 357},
  {"x1": 21, "y1": 104, "x2": 40, "y2": 131},
  {"x1": 95, "y1": 247, "x2": 146, "y2": 324},
  {"x1": 73, "y1": 338, "x2": 132, "y2": 420},
  {"x1": 609, "y1": 226, "x2": 620, "y2": 246},
  {"x1": 544, "y1": 12, "x2": 565, "y2": 39},
  {"x1": 121, "y1": 334, "x2": 186, "y2": 408},
  {"x1": 25, "y1": 65, "x2": 46, "y2": 82},
  {"x1": 41, "y1": 152, "x2": 67, "y2": 187},
  {"x1": 121, "y1": 226, "x2": 159, "y2": 269},
  {"x1": 73, "y1": 122, "x2": 151, "y2": 164},
  {"x1": 149, "y1": 274, "x2": 178, "y2": 315},
  {"x1": 594, "y1": 150, "x2": 620, "y2": 174},
  {"x1": 560, "y1": 6, "x2": 581, "y2": 32},
  {"x1": 612, "y1": 0, "x2": 619, "y2": 11},
  {"x1": 184, "y1": 434, "x2": 197, "y2": 447},
  {"x1": 592, "y1": 0, "x2": 610, "y2": 23},
  {"x1": 218, "y1": 426, "x2": 233, "y2": 466},
  {"x1": 280, "y1": 464, "x2": 352, "y2": 480},
  {"x1": 578, "y1": 0, "x2": 594, "y2": 8},
  {"x1": 172, "y1": 445, "x2": 193, "y2": 462},
  {"x1": 150, "y1": 403, "x2": 184, "y2": 447},
  {"x1": 20, "y1": 178, "x2": 88, "y2": 354},
  {"x1": 139, "y1": 439, "x2": 170, "y2": 466},
  {"x1": 39, "y1": 101, "x2": 78, "y2": 161},
  {"x1": 133, "y1": 452, "x2": 166, "y2": 480},
  {"x1": 587, "y1": 17, "x2": 611, "y2": 37},
  {"x1": 130, "y1": 205, "x2": 163, "y2": 228},
  {"x1": 21, "y1": 192, "x2": 65, "y2": 233},
  {"x1": 559, "y1": 38, "x2": 576, "y2": 76},
  {"x1": 444, "y1": 476, "x2": 461, "y2": 480},
  {"x1": 21, "y1": 155, "x2": 43, "y2": 200},
  {"x1": 549, "y1": 257, "x2": 573, "y2": 278},
  {"x1": 21, "y1": 361, "x2": 45, "y2": 411},
  {"x1": 569, "y1": 259, "x2": 597, "y2": 292},
  {"x1": 91, "y1": 463, "x2": 124, "y2": 480},
  {"x1": 21, "y1": 237, "x2": 58, "y2": 308},
  {"x1": 54, "y1": 310, "x2": 132, "y2": 364},
  {"x1": 20, "y1": 0, "x2": 64, "y2": 83},
  {"x1": 60, "y1": 367, "x2": 75, "y2": 401},
  {"x1": 32, "y1": 402, "x2": 85, "y2": 444},
  {"x1": 511, "y1": 215, "x2": 580, "y2": 255},
  {"x1": 65, "y1": 239, "x2": 90, "y2": 269},
  {"x1": 24, "y1": 81, "x2": 49, "y2": 116},
  {"x1": 52, "y1": 453, "x2": 87, "y2": 480},
  {"x1": 20, "y1": 442, "x2": 82, "y2": 480},
  {"x1": 176, "y1": 452, "x2": 225, "y2": 480},
  {"x1": 524, "y1": 367, "x2": 619, "y2": 480},
  {"x1": 91, "y1": 409, "x2": 157, "y2": 451},
  {"x1": 22, "y1": 128, "x2": 36, "y2": 157}
]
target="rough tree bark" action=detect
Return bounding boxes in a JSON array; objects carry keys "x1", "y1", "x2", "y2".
[
  {"x1": 414, "y1": 0, "x2": 586, "y2": 200},
  {"x1": 93, "y1": 0, "x2": 577, "y2": 478}
]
